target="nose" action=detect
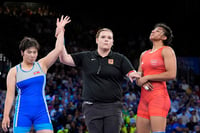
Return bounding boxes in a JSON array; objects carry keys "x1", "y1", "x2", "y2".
[
  {"x1": 103, "y1": 38, "x2": 109, "y2": 42},
  {"x1": 30, "y1": 52, "x2": 36, "y2": 57},
  {"x1": 151, "y1": 29, "x2": 155, "y2": 33},
  {"x1": 30, "y1": 53, "x2": 34, "y2": 56}
]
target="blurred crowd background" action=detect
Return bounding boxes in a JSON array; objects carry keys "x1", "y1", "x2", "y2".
[{"x1": 0, "y1": 1, "x2": 200, "y2": 133}]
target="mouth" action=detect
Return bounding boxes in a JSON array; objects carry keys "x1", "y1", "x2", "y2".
[
  {"x1": 150, "y1": 33, "x2": 154, "y2": 37},
  {"x1": 30, "y1": 58, "x2": 36, "y2": 62}
]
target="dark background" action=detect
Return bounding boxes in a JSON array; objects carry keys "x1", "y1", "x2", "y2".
[
  {"x1": 0, "y1": 0, "x2": 200, "y2": 63},
  {"x1": 1, "y1": 0, "x2": 200, "y2": 54},
  {"x1": 49, "y1": 0, "x2": 200, "y2": 57}
]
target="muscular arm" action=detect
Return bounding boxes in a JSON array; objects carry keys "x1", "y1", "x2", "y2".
[
  {"x1": 59, "y1": 44, "x2": 76, "y2": 67},
  {"x1": 144, "y1": 46, "x2": 177, "y2": 82}
]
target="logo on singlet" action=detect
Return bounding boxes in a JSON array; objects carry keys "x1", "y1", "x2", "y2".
[
  {"x1": 151, "y1": 59, "x2": 158, "y2": 66},
  {"x1": 33, "y1": 71, "x2": 40, "y2": 75}
]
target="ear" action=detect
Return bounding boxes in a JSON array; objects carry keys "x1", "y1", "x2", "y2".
[
  {"x1": 162, "y1": 36, "x2": 167, "y2": 41},
  {"x1": 21, "y1": 50, "x2": 24, "y2": 56},
  {"x1": 96, "y1": 38, "x2": 99, "y2": 44}
]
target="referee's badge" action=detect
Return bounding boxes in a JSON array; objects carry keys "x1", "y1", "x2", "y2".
[{"x1": 108, "y1": 59, "x2": 114, "y2": 64}]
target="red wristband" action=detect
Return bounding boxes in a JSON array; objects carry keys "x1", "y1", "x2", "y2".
[{"x1": 127, "y1": 70, "x2": 136, "y2": 76}]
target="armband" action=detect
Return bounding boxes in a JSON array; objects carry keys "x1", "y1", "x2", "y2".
[{"x1": 127, "y1": 70, "x2": 136, "y2": 77}]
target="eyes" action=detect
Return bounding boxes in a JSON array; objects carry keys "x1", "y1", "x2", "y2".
[
  {"x1": 26, "y1": 49, "x2": 38, "y2": 55},
  {"x1": 152, "y1": 27, "x2": 165, "y2": 34},
  {"x1": 100, "y1": 35, "x2": 113, "y2": 40}
]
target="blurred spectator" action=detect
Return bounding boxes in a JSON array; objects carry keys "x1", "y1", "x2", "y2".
[
  {"x1": 172, "y1": 118, "x2": 189, "y2": 133},
  {"x1": 186, "y1": 117, "x2": 198, "y2": 132}
]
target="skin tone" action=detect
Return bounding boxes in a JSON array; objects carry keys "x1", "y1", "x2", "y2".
[
  {"x1": 137, "y1": 27, "x2": 176, "y2": 88},
  {"x1": 96, "y1": 30, "x2": 113, "y2": 57},
  {"x1": 136, "y1": 26, "x2": 177, "y2": 133},
  {"x1": 1, "y1": 15, "x2": 71, "y2": 133}
]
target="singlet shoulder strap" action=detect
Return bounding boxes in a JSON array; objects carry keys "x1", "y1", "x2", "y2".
[
  {"x1": 15, "y1": 64, "x2": 20, "y2": 72},
  {"x1": 35, "y1": 62, "x2": 45, "y2": 74}
]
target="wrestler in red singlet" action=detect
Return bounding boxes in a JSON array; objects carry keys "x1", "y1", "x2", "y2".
[
  {"x1": 136, "y1": 23, "x2": 176, "y2": 133},
  {"x1": 137, "y1": 46, "x2": 171, "y2": 119}
]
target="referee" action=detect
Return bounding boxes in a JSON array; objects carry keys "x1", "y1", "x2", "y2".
[{"x1": 57, "y1": 27, "x2": 140, "y2": 133}]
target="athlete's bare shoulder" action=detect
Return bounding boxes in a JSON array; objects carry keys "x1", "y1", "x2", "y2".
[
  {"x1": 162, "y1": 46, "x2": 175, "y2": 56},
  {"x1": 7, "y1": 66, "x2": 17, "y2": 76}
]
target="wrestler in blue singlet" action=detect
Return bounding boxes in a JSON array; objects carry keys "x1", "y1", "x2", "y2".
[{"x1": 14, "y1": 62, "x2": 53, "y2": 132}]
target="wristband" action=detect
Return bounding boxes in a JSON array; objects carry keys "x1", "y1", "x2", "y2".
[{"x1": 127, "y1": 70, "x2": 136, "y2": 77}]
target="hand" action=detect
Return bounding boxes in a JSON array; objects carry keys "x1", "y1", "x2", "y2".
[
  {"x1": 2, "y1": 116, "x2": 10, "y2": 132},
  {"x1": 55, "y1": 15, "x2": 71, "y2": 37},
  {"x1": 128, "y1": 70, "x2": 141, "y2": 83},
  {"x1": 136, "y1": 76, "x2": 148, "y2": 87},
  {"x1": 57, "y1": 15, "x2": 71, "y2": 28},
  {"x1": 135, "y1": 75, "x2": 153, "y2": 91},
  {"x1": 143, "y1": 82, "x2": 153, "y2": 91}
]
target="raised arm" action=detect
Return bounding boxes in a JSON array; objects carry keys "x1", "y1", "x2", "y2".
[
  {"x1": 56, "y1": 24, "x2": 76, "y2": 67},
  {"x1": 59, "y1": 44, "x2": 76, "y2": 66},
  {"x1": 2, "y1": 67, "x2": 16, "y2": 132},
  {"x1": 38, "y1": 15, "x2": 71, "y2": 73}
]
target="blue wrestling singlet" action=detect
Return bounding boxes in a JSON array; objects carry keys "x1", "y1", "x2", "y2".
[{"x1": 14, "y1": 62, "x2": 53, "y2": 133}]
